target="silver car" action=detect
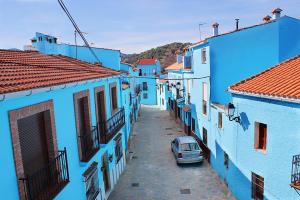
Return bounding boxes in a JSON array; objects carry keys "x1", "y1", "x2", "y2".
[{"x1": 171, "y1": 136, "x2": 204, "y2": 164}]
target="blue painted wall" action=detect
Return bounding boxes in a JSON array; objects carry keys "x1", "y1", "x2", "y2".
[
  {"x1": 137, "y1": 77, "x2": 157, "y2": 105},
  {"x1": 0, "y1": 77, "x2": 127, "y2": 200},
  {"x1": 209, "y1": 16, "x2": 300, "y2": 105},
  {"x1": 32, "y1": 32, "x2": 121, "y2": 70}
]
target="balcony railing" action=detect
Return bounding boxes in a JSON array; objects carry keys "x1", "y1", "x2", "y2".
[
  {"x1": 291, "y1": 154, "x2": 300, "y2": 191},
  {"x1": 78, "y1": 126, "x2": 100, "y2": 162},
  {"x1": 19, "y1": 148, "x2": 69, "y2": 200},
  {"x1": 98, "y1": 108, "x2": 125, "y2": 144}
]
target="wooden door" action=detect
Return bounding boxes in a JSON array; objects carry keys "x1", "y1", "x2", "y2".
[
  {"x1": 102, "y1": 154, "x2": 110, "y2": 193},
  {"x1": 96, "y1": 91, "x2": 106, "y2": 123},
  {"x1": 18, "y1": 112, "x2": 49, "y2": 175}
]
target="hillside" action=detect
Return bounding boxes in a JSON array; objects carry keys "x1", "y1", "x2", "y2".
[{"x1": 121, "y1": 42, "x2": 191, "y2": 71}]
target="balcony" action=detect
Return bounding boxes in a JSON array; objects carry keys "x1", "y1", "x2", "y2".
[
  {"x1": 19, "y1": 148, "x2": 69, "y2": 200},
  {"x1": 78, "y1": 126, "x2": 100, "y2": 162},
  {"x1": 98, "y1": 108, "x2": 125, "y2": 144},
  {"x1": 291, "y1": 154, "x2": 300, "y2": 193}
]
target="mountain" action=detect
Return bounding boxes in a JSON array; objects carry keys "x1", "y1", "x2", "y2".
[{"x1": 121, "y1": 42, "x2": 191, "y2": 72}]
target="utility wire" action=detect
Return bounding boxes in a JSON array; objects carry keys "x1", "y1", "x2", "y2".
[
  {"x1": 120, "y1": 75, "x2": 210, "y2": 81},
  {"x1": 57, "y1": 0, "x2": 101, "y2": 63}
]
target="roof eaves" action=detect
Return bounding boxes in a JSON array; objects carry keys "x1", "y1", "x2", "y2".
[{"x1": 228, "y1": 88, "x2": 300, "y2": 104}]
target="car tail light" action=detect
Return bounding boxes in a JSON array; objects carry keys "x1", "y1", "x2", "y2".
[
  {"x1": 178, "y1": 153, "x2": 182, "y2": 158},
  {"x1": 200, "y1": 152, "x2": 204, "y2": 156}
]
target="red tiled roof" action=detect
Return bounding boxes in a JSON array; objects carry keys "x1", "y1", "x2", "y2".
[
  {"x1": 229, "y1": 55, "x2": 300, "y2": 100},
  {"x1": 165, "y1": 62, "x2": 183, "y2": 71},
  {"x1": 0, "y1": 50, "x2": 120, "y2": 94},
  {"x1": 138, "y1": 59, "x2": 157, "y2": 65}
]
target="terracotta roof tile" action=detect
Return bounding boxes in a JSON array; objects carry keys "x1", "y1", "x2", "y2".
[
  {"x1": 138, "y1": 59, "x2": 157, "y2": 65},
  {"x1": 165, "y1": 62, "x2": 183, "y2": 70},
  {"x1": 0, "y1": 50, "x2": 120, "y2": 94},
  {"x1": 229, "y1": 55, "x2": 300, "y2": 100}
]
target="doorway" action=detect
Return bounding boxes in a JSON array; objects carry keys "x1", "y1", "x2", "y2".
[{"x1": 102, "y1": 153, "x2": 110, "y2": 193}]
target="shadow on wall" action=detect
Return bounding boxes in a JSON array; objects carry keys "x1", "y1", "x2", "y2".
[
  {"x1": 240, "y1": 112, "x2": 250, "y2": 131},
  {"x1": 211, "y1": 142, "x2": 252, "y2": 200}
]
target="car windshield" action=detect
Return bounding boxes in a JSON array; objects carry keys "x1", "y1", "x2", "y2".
[{"x1": 180, "y1": 143, "x2": 200, "y2": 151}]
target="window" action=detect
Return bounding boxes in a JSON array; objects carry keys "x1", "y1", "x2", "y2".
[
  {"x1": 218, "y1": 112, "x2": 222, "y2": 128},
  {"x1": 202, "y1": 82, "x2": 207, "y2": 115},
  {"x1": 203, "y1": 127, "x2": 207, "y2": 146},
  {"x1": 143, "y1": 82, "x2": 148, "y2": 91},
  {"x1": 110, "y1": 84, "x2": 118, "y2": 112},
  {"x1": 201, "y1": 48, "x2": 207, "y2": 64},
  {"x1": 191, "y1": 118, "x2": 196, "y2": 132},
  {"x1": 143, "y1": 93, "x2": 148, "y2": 99},
  {"x1": 224, "y1": 152, "x2": 229, "y2": 169},
  {"x1": 254, "y1": 122, "x2": 267, "y2": 151},
  {"x1": 162, "y1": 98, "x2": 164, "y2": 105},
  {"x1": 83, "y1": 162, "x2": 100, "y2": 200},
  {"x1": 115, "y1": 134, "x2": 123, "y2": 163},
  {"x1": 252, "y1": 172, "x2": 264, "y2": 200},
  {"x1": 139, "y1": 69, "x2": 142, "y2": 76}
]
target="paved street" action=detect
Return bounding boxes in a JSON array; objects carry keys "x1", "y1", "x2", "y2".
[{"x1": 109, "y1": 106, "x2": 235, "y2": 200}]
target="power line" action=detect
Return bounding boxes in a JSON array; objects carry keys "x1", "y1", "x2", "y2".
[
  {"x1": 58, "y1": 0, "x2": 101, "y2": 63},
  {"x1": 120, "y1": 75, "x2": 210, "y2": 81}
]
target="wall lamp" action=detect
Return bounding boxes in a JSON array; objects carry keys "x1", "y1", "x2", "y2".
[{"x1": 226, "y1": 103, "x2": 241, "y2": 124}]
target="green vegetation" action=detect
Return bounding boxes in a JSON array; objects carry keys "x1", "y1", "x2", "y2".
[{"x1": 121, "y1": 42, "x2": 191, "y2": 71}]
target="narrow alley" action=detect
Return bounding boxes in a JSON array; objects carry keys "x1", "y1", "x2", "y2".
[{"x1": 109, "y1": 106, "x2": 235, "y2": 200}]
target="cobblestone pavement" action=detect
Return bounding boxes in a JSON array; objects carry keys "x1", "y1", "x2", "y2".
[{"x1": 109, "y1": 106, "x2": 235, "y2": 200}]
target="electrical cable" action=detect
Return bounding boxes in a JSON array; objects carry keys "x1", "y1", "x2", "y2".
[{"x1": 57, "y1": 0, "x2": 101, "y2": 63}]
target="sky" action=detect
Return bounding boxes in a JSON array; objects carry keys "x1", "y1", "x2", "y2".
[{"x1": 0, "y1": 0, "x2": 299, "y2": 54}]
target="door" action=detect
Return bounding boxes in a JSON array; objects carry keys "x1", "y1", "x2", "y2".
[
  {"x1": 18, "y1": 112, "x2": 49, "y2": 176},
  {"x1": 102, "y1": 154, "x2": 110, "y2": 193},
  {"x1": 96, "y1": 91, "x2": 106, "y2": 124}
]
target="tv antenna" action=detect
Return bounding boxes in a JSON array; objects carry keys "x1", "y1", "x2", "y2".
[
  {"x1": 198, "y1": 23, "x2": 206, "y2": 40},
  {"x1": 58, "y1": 0, "x2": 101, "y2": 63}
]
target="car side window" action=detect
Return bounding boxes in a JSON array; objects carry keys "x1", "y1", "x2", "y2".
[{"x1": 175, "y1": 140, "x2": 179, "y2": 149}]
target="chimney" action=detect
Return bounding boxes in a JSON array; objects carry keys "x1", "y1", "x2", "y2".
[
  {"x1": 235, "y1": 19, "x2": 240, "y2": 30},
  {"x1": 177, "y1": 54, "x2": 183, "y2": 64},
  {"x1": 272, "y1": 8, "x2": 282, "y2": 20},
  {"x1": 212, "y1": 23, "x2": 219, "y2": 36},
  {"x1": 263, "y1": 15, "x2": 272, "y2": 23}
]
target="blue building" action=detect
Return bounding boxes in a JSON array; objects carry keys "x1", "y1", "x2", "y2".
[
  {"x1": 0, "y1": 50, "x2": 129, "y2": 200},
  {"x1": 166, "y1": 54, "x2": 194, "y2": 135},
  {"x1": 136, "y1": 58, "x2": 161, "y2": 105},
  {"x1": 168, "y1": 8, "x2": 300, "y2": 200},
  {"x1": 120, "y1": 62, "x2": 142, "y2": 151},
  {"x1": 30, "y1": 32, "x2": 121, "y2": 70},
  {"x1": 224, "y1": 55, "x2": 300, "y2": 199}
]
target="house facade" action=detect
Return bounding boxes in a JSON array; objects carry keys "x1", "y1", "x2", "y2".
[
  {"x1": 0, "y1": 50, "x2": 130, "y2": 200},
  {"x1": 136, "y1": 59, "x2": 161, "y2": 105},
  {"x1": 223, "y1": 55, "x2": 300, "y2": 199},
  {"x1": 166, "y1": 8, "x2": 300, "y2": 200},
  {"x1": 30, "y1": 32, "x2": 121, "y2": 70}
]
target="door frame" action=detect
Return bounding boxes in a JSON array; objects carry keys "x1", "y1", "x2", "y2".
[{"x1": 9, "y1": 100, "x2": 58, "y2": 199}]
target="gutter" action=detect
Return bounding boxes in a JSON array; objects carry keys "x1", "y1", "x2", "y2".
[
  {"x1": 0, "y1": 75, "x2": 120, "y2": 102},
  {"x1": 228, "y1": 89, "x2": 300, "y2": 104}
]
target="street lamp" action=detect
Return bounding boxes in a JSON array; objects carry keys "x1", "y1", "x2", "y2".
[{"x1": 225, "y1": 103, "x2": 241, "y2": 123}]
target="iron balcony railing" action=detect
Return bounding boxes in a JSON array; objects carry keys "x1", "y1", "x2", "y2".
[
  {"x1": 19, "y1": 148, "x2": 70, "y2": 200},
  {"x1": 98, "y1": 108, "x2": 125, "y2": 144},
  {"x1": 291, "y1": 154, "x2": 300, "y2": 187},
  {"x1": 78, "y1": 126, "x2": 100, "y2": 162}
]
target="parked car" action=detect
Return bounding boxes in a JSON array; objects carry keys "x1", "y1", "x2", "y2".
[{"x1": 171, "y1": 136, "x2": 203, "y2": 164}]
